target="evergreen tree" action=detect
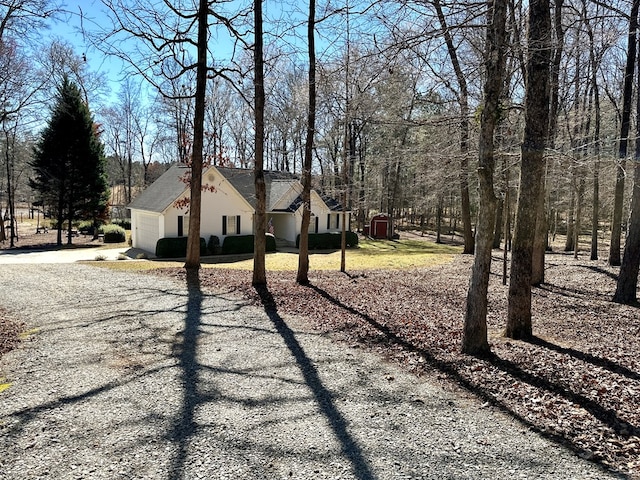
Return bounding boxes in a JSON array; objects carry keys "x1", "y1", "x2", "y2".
[{"x1": 30, "y1": 76, "x2": 109, "y2": 245}]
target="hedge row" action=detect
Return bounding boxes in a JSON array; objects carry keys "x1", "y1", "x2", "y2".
[
  {"x1": 296, "y1": 231, "x2": 359, "y2": 249},
  {"x1": 155, "y1": 237, "x2": 207, "y2": 258},
  {"x1": 155, "y1": 234, "x2": 276, "y2": 258},
  {"x1": 222, "y1": 234, "x2": 276, "y2": 255}
]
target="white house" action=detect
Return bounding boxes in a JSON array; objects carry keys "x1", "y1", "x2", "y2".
[{"x1": 128, "y1": 164, "x2": 348, "y2": 254}]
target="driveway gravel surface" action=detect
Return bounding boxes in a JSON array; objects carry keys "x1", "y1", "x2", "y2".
[{"x1": 0, "y1": 264, "x2": 624, "y2": 479}]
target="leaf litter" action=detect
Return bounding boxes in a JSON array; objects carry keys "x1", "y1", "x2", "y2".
[{"x1": 158, "y1": 251, "x2": 639, "y2": 478}]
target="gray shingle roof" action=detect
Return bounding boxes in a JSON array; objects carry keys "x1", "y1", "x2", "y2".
[
  {"x1": 127, "y1": 164, "x2": 190, "y2": 213},
  {"x1": 128, "y1": 164, "x2": 302, "y2": 213}
]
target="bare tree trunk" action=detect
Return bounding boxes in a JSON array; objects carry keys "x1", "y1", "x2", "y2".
[
  {"x1": 184, "y1": 0, "x2": 208, "y2": 271},
  {"x1": 610, "y1": 0, "x2": 639, "y2": 266},
  {"x1": 589, "y1": 22, "x2": 601, "y2": 261},
  {"x1": 564, "y1": 182, "x2": 575, "y2": 251},
  {"x1": 434, "y1": 0, "x2": 474, "y2": 254},
  {"x1": 531, "y1": 184, "x2": 547, "y2": 285},
  {"x1": 297, "y1": 0, "x2": 316, "y2": 285},
  {"x1": 613, "y1": 25, "x2": 640, "y2": 304},
  {"x1": 573, "y1": 178, "x2": 585, "y2": 259},
  {"x1": 253, "y1": 0, "x2": 267, "y2": 286},
  {"x1": 614, "y1": 158, "x2": 640, "y2": 303},
  {"x1": 506, "y1": 0, "x2": 551, "y2": 340},
  {"x1": 462, "y1": 0, "x2": 508, "y2": 355}
]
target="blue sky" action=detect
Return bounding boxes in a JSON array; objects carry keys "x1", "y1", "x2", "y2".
[{"x1": 48, "y1": 1, "x2": 126, "y2": 95}]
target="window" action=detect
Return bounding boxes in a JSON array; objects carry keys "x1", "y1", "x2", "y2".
[
  {"x1": 308, "y1": 214, "x2": 318, "y2": 234},
  {"x1": 327, "y1": 213, "x2": 339, "y2": 230},
  {"x1": 222, "y1": 215, "x2": 241, "y2": 235},
  {"x1": 177, "y1": 215, "x2": 189, "y2": 237}
]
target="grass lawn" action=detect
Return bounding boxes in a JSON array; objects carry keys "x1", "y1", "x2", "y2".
[{"x1": 94, "y1": 237, "x2": 462, "y2": 272}]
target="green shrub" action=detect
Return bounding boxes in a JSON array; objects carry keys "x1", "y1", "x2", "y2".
[
  {"x1": 100, "y1": 224, "x2": 126, "y2": 243},
  {"x1": 208, "y1": 235, "x2": 221, "y2": 255},
  {"x1": 221, "y1": 234, "x2": 276, "y2": 255},
  {"x1": 346, "y1": 231, "x2": 359, "y2": 247},
  {"x1": 155, "y1": 237, "x2": 207, "y2": 258},
  {"x1": 296, "y1": 231, "x2": 359, "y2": 249},
  {"x1": 266, "y1": 233, "x2": 276, "y2": 252}
]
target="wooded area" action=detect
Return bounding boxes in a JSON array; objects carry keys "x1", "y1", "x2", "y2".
[{"x1": 0, "y1": 1, "x2": 640, "y2": 339}]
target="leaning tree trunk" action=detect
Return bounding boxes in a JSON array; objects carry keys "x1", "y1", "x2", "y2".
[
  {"x1": 506, "y1": 0, "x2": 552, "y2": 340},
  {"x1": 462, "y1": 0, "x2": 508, "y2": 355},
  {"x1": 434, "y1": 0, "x2": 474, "y2": 254}
]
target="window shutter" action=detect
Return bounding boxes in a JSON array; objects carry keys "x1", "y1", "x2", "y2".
[
  {"x1": 337, "y1": 214, "x2": 340, "y2": 229},
  {"x1": 327, "y1": 214, "x2": 330, "y2": 229},
  {"x1": 177, "y1": 216, "x2": 183, "y2": 237},
  {"x1": 236, "y1": 216, "x2": 241, "y2": 235},
  {"x1": 315, "y1": 216, "x2": 319, "y2": 234},
  {"x1": 222, "y1": 215, "x2": 227, "y2": 235}
]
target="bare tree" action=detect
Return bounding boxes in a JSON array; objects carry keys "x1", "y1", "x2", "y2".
[
  {"x1": 462, "y1": 0, "x2": 509, "y2": 355},
  {"x1": 613, "y1": 4, "x2": 640, "y2": 304},
  {"x1": 433, "y1": 0, "x2": 474, "y2": 254},
  {"x1": 609, "y1": 0, "x2": 639, "y2": 266},
  {"x1": 297, "y1": 0, "x2": 316, "y2": 285},
  {"x1": 506, "y1": 0, "x2": 552, "y2": 340},
  {"x1": 253, "y1": 0, "x2": 267, "y2": 285}
]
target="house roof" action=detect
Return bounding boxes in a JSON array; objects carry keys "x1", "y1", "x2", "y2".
[
  {"x1": 128, "y1": 163, "x2": 345, "y2": 214},
  {"x1": 127, "y1": 164, "x2": 190, "y2": 213},
  {"x1": 216, "y1": 167, "x2": 298, "y2": 211},
  {"x1": 320, "y1": 193, "x2": 344, "y2": 212}
]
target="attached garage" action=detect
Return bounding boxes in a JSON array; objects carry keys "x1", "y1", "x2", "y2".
[{"x1": 132, "y1": 211, "x2": 161, "y2": 254}]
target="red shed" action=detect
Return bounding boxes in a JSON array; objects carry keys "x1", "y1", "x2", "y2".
[{"x1": 370, "y1": 214, "x2": 391, "y2": 239}]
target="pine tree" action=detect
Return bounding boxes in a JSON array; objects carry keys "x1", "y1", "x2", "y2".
[{"x1": 30, "y1": 76, "x2": 109, "y2": 245}]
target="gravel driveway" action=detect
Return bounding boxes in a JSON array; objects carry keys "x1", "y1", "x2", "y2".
[{"x1": 0, "y1": 264, "x2": 624, "y2": 480}]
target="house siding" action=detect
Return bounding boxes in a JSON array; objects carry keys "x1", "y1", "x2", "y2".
[{"x1": 129, "y1": 165, "x2": 349, "y2": 254}]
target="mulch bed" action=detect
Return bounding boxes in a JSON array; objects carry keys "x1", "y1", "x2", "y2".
[{"x1": 160, "y1": 252, "x2": 640, "y2": 479}]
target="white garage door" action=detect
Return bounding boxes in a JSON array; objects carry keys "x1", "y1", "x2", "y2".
[{"x1": 135, "y1": 212, "x2": 160, "y2": 254}]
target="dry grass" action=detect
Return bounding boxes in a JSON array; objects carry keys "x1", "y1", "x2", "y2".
[{"x1": 92, "y1": 237, "x2": 461, "y2": 272}]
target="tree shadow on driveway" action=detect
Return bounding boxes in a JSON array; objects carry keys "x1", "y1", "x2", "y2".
[{"x1": 253, "y1": 284, "x2": 375, "y2": 480}]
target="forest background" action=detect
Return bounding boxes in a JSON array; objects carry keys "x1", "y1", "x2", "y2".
[{"x1": 1, "y1": 0, "x2": 633, "y2": 255}]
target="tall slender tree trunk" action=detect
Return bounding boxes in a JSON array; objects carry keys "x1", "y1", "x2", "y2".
[
  {"x1": 588, "y1": 18, "x2": 601, "y2": 261},
  {"x1": 610, "y1": 0, "x2": 639, "y2": 266},
  {"x1": 462, "y1": 0, "x2": 508, "y2": 355},
  {"x1": 253, "y1": 0, "x2": 267, "y2": 285},
  {"x1": 297, "y1": 0, "x2": 316, "y2": 285},
  {"x1": 184, "y1": 0, "x2": 208, "y2": 271},
  {"x1": 506, "y1": 0, "x2": 552, "y2": 340},
  {"x1": 613, "y1": 26, "x2": 640, "y2": 304},
  {"x1": 434, "y1": 0, "x2": 474, "y2": 254}
]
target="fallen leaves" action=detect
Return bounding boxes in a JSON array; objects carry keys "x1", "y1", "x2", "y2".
[
  {"x1": 158, "y1": 251, "x2": 640, "y2": 478},
  {"x1": 0, "y1": 310, "x2": 24, "y2": 357}
]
